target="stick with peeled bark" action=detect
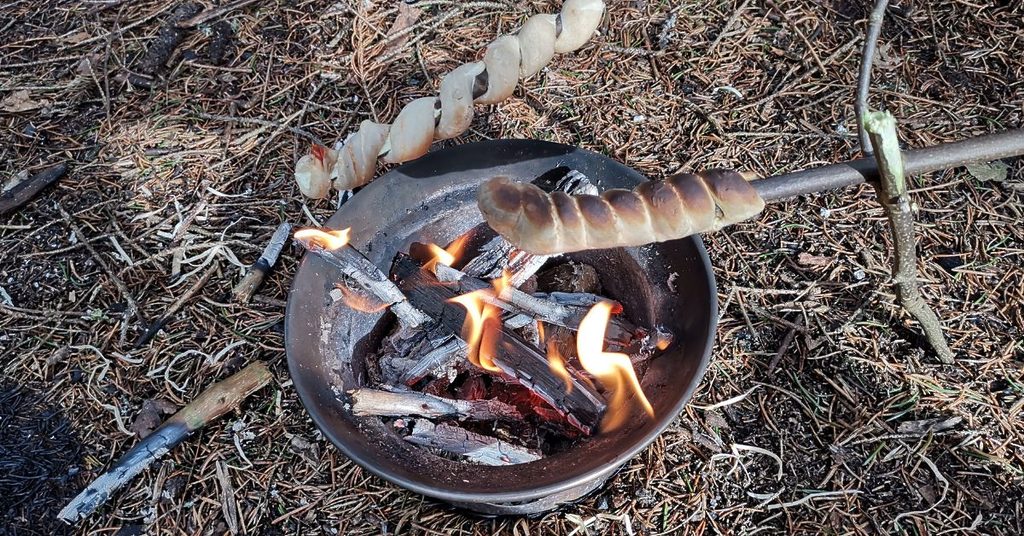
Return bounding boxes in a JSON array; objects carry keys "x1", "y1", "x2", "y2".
[
  {"x1": 58, "y1": 362, "x2": 273, "y2": 524},
  {"x1": 348, "y1": 388, "x2": 522, "y2": 421},
  {"x1": 392, "y1": 253, "x2": 606, "y2": 434},
  {"x1": 232, "y1": 222, "x2": 291, "y2": 303}
]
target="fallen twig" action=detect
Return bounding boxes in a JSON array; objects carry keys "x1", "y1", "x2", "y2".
[
  {"x1": 0, "y1": 163, "x2": 67, "y2": 216},
  {"x1": 58, "y1": 362, "x2": 273, "y2": 524},
  {"x1": 134, "y1": 262, "x2": 219, "y2": 348},
  {"x1": 177, "y1": 0, "x2": 259, "y2": 28}
]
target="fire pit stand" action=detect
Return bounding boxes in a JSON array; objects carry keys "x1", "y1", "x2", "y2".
[{"x1": 285, "y1": 139, "x2": 718, "y2": 515}]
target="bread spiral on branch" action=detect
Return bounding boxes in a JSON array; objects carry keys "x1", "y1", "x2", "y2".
[
  {"x1": 476, "y1": 171, "x2": 766, "y2": 255},
  {"x1": 294, "y1": 0, "x2": 606, "y2": 199}
]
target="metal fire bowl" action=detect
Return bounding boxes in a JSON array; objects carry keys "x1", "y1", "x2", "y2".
[{"x1": 285, "y1": 139, "x2": 717, "y2": 515}]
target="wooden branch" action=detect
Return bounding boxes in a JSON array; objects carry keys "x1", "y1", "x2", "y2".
[
  {"x1": 348, "y1": 388, "x2": 522, "y2": 421},
  {"x1": 58, "y1": 362, "x2": 273, "y2": 524},
  {"x1": 0, "y1": 163, "x2": 67, "y2": 216},
  {"x1": 134, "y1": 262, "x2": 218, "y2": 348},
  {"x1": 432, "y1": 263, "x2": 637, "y2": 347},
  {"x1": 392, "y1": 254, "x2": 606, "y2": 434},
  {"x1": 864, "y1": 111, "x2": 954, "y2": 363},
  {"x1": 232, "y1": 222, "x2": 290, "y2": 303},
  {"x1": 295, "y1": 237, "x2": 429, "y2": 329},
  {"x1": 404, "y1": 420, "x2": 541, "y2": 466},
  {"x1": 854, "y1": 0, "x2": 891, "y2": 156},
  {"x1": 462, "y1": 170, "x2": 597, "y2": 284}
]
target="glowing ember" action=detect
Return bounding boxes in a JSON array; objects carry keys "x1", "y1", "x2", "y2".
[
  {"x1": 335, "y1": 283, "x2": 388, "y2": 313},
  {"x1": 577, "y1": 301, "x2": 653, "y2": 431},
  {"x1": 449, "y1": 289, "x2": 503, "y2": 373},
  {"x1": 294, "y1": 227, "x2": 351, "y2": 250},
  {"x1": 423, "y1": 235, "x2": 470, "y2": 272}
]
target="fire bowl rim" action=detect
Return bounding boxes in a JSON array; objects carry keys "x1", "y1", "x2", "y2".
[{"x1": 285, "y1": 139, "x2": 718, "y2": 507}]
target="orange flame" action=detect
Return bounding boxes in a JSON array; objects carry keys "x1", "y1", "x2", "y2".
[
  {"x1": 577, "y1": 301, "x2": 654, "y2": 431},
  {"x1": 335, "y1": 283, "x2": 388, "y2": 313},
  {"x1": 294, "y1": 227, "x2": 351, "y2": 250},
  {"x1": 423, "y1": 235, "x2": 470, "y2": 272},
  {"x1": 538, "y1": 321, "x2": 573, "y2": 392},
  {"x1": 449, "y1": 289, "x2": 503, "y2": 373}
]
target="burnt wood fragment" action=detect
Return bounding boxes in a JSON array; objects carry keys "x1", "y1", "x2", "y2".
[{"x1": 392, "y1": 253, "x2": 606, "y2": 434}]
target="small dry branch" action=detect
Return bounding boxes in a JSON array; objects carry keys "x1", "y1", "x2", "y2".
[
  {"x1": 0, "y1": 163, "x2": 67, "y2": 216},
  {"x1": 348, "y1": 388, "x2": 522, "y2": 421}
]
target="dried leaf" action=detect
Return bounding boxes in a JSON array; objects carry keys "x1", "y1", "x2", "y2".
[
  {"x1": 2, "y1": 90, "x2": 49, "y2": 113},
  {"x1": 797, "y1": 252, "x2": 831, "y2": 269},
  {"x1": 966, "y1": 161, "x2": 1010, "y2": 183},
  {"x1": 129, "y1": 398, "x2": 178, "y2": 438},
  {"x1": 63, "y1": 31, "x2": 92, "y2": 44},
  {"x1": 381, "y1": 3, "x2": 422, "y2": 56}
]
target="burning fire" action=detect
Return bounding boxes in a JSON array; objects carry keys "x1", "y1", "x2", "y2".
[
  {"x1": 423, "y1": 235, "x2": 470, "y2": 272},
  {"x1": 294, "y1": 227, "x2": 351, "y2": 250},
  {"x1": 449, "y1": 289, "x2": 503, "y2": 372},
  {"x1": 335, "y1": 283, "x2": 388, "y2": 313},
  {"x1": 538, "y1": 321, "x2": 573, "y2": 393},
  {"x1": 577, "y1": 301, "x2": 654, "y2": 431},
  {"x1": 448, "y1": 268, "x2": 513, "y2": 373}
]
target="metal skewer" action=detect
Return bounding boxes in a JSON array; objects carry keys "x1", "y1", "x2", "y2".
[{"x1": 753, "y1": 128, "x2": 1024, "y2": 202}]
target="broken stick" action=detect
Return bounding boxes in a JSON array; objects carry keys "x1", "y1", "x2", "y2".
[
  {"x1": 405, "y1": 420, "x2": 541, "y2": 466},
  {"x1": 393, "y1": 254, "x2": 606, "y2": 434},
  {"x1": 58, "y1": 361, "x2": 273, "y2": 524},
  {"x1": 232, "y1": 222, "x2": 290, "y2": 303},
  {"x1": 0, "y1": 163, "x2": 67, "y2": 216},
  {"x1": 134, "y1": 262, "x2": 219, "y2": 348},
  {"x1": 348, "y1": 388, "x2": 521, "y2": 421},
  {"x1": 864, "y1": 111, "x2": 954, "y2": 363}
]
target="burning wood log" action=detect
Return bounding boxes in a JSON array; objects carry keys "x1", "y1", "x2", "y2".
[
  {"x1": 348, "y1": 388, "x2": 522, "y2": 421},
  {"x1": 392, "y1": 253, "x2": 606, "y2": 434},
  {"x1": 430, "y1": 262, "x2": 637, "y2": 346},
  {"x1": 294, "y1": 229, "x2": 430, "y2": 329},
  {"x1": 404, "y1": 420, "x2": 541, "y2": 466},
  {"x1": 461, "y1": 170, "x2": 598, "y2": 285}
]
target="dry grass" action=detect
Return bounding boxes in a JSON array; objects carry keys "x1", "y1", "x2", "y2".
[{"x1": 1, "y1": 0, "x2": 1023, "y2": 534}]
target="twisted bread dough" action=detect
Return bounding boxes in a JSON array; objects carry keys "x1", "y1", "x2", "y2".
[
  {"x1": 477, "y1": 171, "x2": 766, "y2": 254},
  {"x1": 295, "y1": 0, "x2": 605, "y2": 199}
]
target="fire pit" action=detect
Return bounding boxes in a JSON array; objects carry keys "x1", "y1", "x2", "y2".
[{"x1": 285, "y1": 139, "x2": 717, "y2": 515}]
